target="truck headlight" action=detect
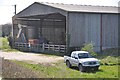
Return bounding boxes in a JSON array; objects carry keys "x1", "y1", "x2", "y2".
[
  {"x1": 96, "y1": 61, "x2": 100, "y2": 65},
  {"x1": 83, "y1": 62, "x2": 89, "y2": 65}
]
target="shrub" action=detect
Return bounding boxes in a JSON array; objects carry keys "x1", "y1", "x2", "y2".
[
  {"x1": 100, "y1": 56, "x2": 119, "y2": 65},
  {"x1": 0, "y1": 37, "x2": 10, "y2": 50},
  {"x1": 81, "y1": 43, "x2": 97, "y2": 56}
]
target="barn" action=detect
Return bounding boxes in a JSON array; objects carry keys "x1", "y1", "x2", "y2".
[{"x1": 12, "y1": 2, "x2": 118, "y2": 53}]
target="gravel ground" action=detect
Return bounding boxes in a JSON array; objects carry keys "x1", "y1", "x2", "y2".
[{"x1": 0, "y1": 51, "x2": 63, "y2": 64}]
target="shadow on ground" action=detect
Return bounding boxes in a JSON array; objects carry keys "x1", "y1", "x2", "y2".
[{"x1": 70, "y1": 66, "x2": 104, "y2": 73}]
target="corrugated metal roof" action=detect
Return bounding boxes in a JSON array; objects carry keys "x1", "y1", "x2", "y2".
[{"x1": 37, "y1": 2, "x2": 118, "y2": 13}]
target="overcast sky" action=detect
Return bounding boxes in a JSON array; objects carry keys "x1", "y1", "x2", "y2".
[{"x1": 0, "y1": 0, "x2": 119, "y2": 25}]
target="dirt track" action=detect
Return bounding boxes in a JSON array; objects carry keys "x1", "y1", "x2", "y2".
[{"x1": 0, "y1": 51, "x2": 63, "y2": 64}]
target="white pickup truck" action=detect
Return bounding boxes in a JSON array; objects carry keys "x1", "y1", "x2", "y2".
[{"x1": 64, "y1": 51, "x2": 100, "y2": 72}]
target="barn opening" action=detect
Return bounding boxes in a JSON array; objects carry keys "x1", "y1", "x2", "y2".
[{"x1": 13, "y1": 13, "x2": 66, "y2": 45}]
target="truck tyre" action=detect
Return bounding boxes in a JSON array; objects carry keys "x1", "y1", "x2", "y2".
[
  {"x1": 66, "y1": 61, "x2": 71, "y2": 68},
  {"x1": 78, "y1": 64, "x2": 84, "y2": 72}
]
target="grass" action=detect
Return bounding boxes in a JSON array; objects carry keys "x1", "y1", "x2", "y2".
[
  {"x1": 39, "y1": 52, "x2": 65, "y2": 57},
  {"x1": 0, "y1": 37, "x2": 19, "y2": 52},
  {"x1": 2, "y1": 48, "x2": 19, "y2": 52},
  {"x1": 12, "y1": 60, "x2": 119, "y2": 78},
  {"x1": 0, "y1": 37, "x2": 10, "y2": 49},
  {"x1": 100, "y1": 56, "x2": 120, "y2": 65}
]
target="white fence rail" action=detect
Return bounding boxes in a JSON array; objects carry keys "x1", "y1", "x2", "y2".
[{"x1": 14, "y1": 42, "x2": 66, "y2": 53}]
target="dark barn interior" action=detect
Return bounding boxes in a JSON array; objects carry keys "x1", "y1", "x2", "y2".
[{"x1": 13, "y1": 13, "x2": 66, "y2": 45}]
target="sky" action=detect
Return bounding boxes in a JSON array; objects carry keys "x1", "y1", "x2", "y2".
[{"x1": 0, "y1": 0, "x2": 119, "y2": 25}]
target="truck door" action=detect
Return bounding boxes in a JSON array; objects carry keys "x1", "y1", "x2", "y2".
[
  {"x1": 73, "y1": 53, "x2": 79, "y2": 66},
  {"x1": 71, "y1": 53, "x2": 78, "y2": 66}
]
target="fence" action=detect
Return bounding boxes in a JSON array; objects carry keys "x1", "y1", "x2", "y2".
[{"x1": 14, "y1": 42, "x2": 66, "y2": 53}]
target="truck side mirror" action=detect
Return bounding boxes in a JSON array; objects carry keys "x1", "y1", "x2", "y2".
[
  {"x1": 75, "y1": 57, "x2": 78, "y2": 59},
  {"x1": 72, "y1": 56, "x2": 74, "y2": 58}
]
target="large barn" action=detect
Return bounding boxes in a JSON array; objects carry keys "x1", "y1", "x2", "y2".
[{"x1": 12, "y1": 2, "x2": 118, "y2": 52}]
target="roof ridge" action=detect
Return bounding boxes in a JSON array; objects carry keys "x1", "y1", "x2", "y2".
[{"x1": 38, "y1": 2, "x2": 118, "y2": 8}]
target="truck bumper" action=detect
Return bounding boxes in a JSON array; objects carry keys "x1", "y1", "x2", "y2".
[{"x1": 83, "y1": 66, "x2": 100, "y2": 71}]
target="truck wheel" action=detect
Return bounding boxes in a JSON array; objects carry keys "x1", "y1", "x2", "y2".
[
  {"x1": 78, "y1": 64, "x2": 84, "y2": 72},
  {"x1": 66, "y1": 61, "x2": 71, "y2": 68}
]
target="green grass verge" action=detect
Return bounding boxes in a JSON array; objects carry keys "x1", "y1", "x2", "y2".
[
  {"x1": 0, "y1": 37, "x2": 10, "y2": 49},
  {"x1": 12, "y1": 60, "x2": 119, "y2": 78},
  {"x1": 0, "y1": 37, "x2": 19, "y2": 52},
  {"x1": 100, "y1": 56, "x2": 120, "y2": 65},
  {"x1": 39, "y1": 52, "x2": 64, "y2": 57},
  {"x1": 2, "y1": 48, "x2": 19, "y2": 52}
]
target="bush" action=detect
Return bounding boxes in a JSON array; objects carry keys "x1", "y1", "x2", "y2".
[
  {"x1": 0, "y1": 37, "x2": 10, "y2": 50},
  {"x1": 81, "y1": 43, "x2": 97, "y2": 56},
  {"x1": 100, "y1": 56, "x2": 119, "y2": 65}
]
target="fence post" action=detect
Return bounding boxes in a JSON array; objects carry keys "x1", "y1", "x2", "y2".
[
  {"x1": 58, "y1": 45, "x2": 60, "y2": 52},
  {"x1": 48, "y1": 44, "x2": 50, "y2": 50},
  {"x1": 42, "y1": 43, "x2": 45, "y2": 52},
  {"x1": 53, "y1": 44, "x2": 55, "y2": 51}
]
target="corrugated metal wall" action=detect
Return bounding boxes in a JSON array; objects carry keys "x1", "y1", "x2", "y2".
[
  {"x1": 68, "y1": 12, "x2": 118, "y2": 51},
  {"x1": 102, "y1": 14, "x2": 118, "y2": 49},
  {"x1": 69, "y1": 13, "x2": 85, "y2": 47},
  {"x1": 84, "y1": 13, "x2": 101, "y2": 51}
]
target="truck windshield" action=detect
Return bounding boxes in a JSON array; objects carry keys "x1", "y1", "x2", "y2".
[{"x1": 78, "y1": 53, "x2": 91, "y2": 58}]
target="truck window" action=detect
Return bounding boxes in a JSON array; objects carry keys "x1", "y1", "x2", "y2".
[
  {"x1": 71, "y1": 53, "x2": 76, "y2": 58},
  {"x1": 78, "y1": 53, "x2": 91, "y2": 58}
]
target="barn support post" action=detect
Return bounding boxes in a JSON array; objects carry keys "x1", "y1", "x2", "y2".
[
  {"x1": 118, "y1": 3, "x2": 120, "y2": 54},
  {"x1": 66, "y1": 12, "x2": 70, "y2": 53},
  {"x1": 40, "y1": 18, "x2": 43, "y2": 37},
  {"x1": 53, "y1": 18, "x2": 55, "y2": 45},
  {"x1": 100, "y1": 14, "x2": 103, "y2": 53},
  {"x1": 12, "y1": 17, "x2": 16, "y2": 48},
  {"x1": 42, "y1": 43, "x2": 45, "y2": 52},
  {"x1": 12, "y1": 18, "x2": 14, "y2": 38}
]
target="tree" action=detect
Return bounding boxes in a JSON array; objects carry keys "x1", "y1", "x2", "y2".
[
  {"x1": 81, "y1": 43, "x2": 97, "y2": 56},
  {"x1": 2, "y1": 23, "x2": 12, "y2": 37}
]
